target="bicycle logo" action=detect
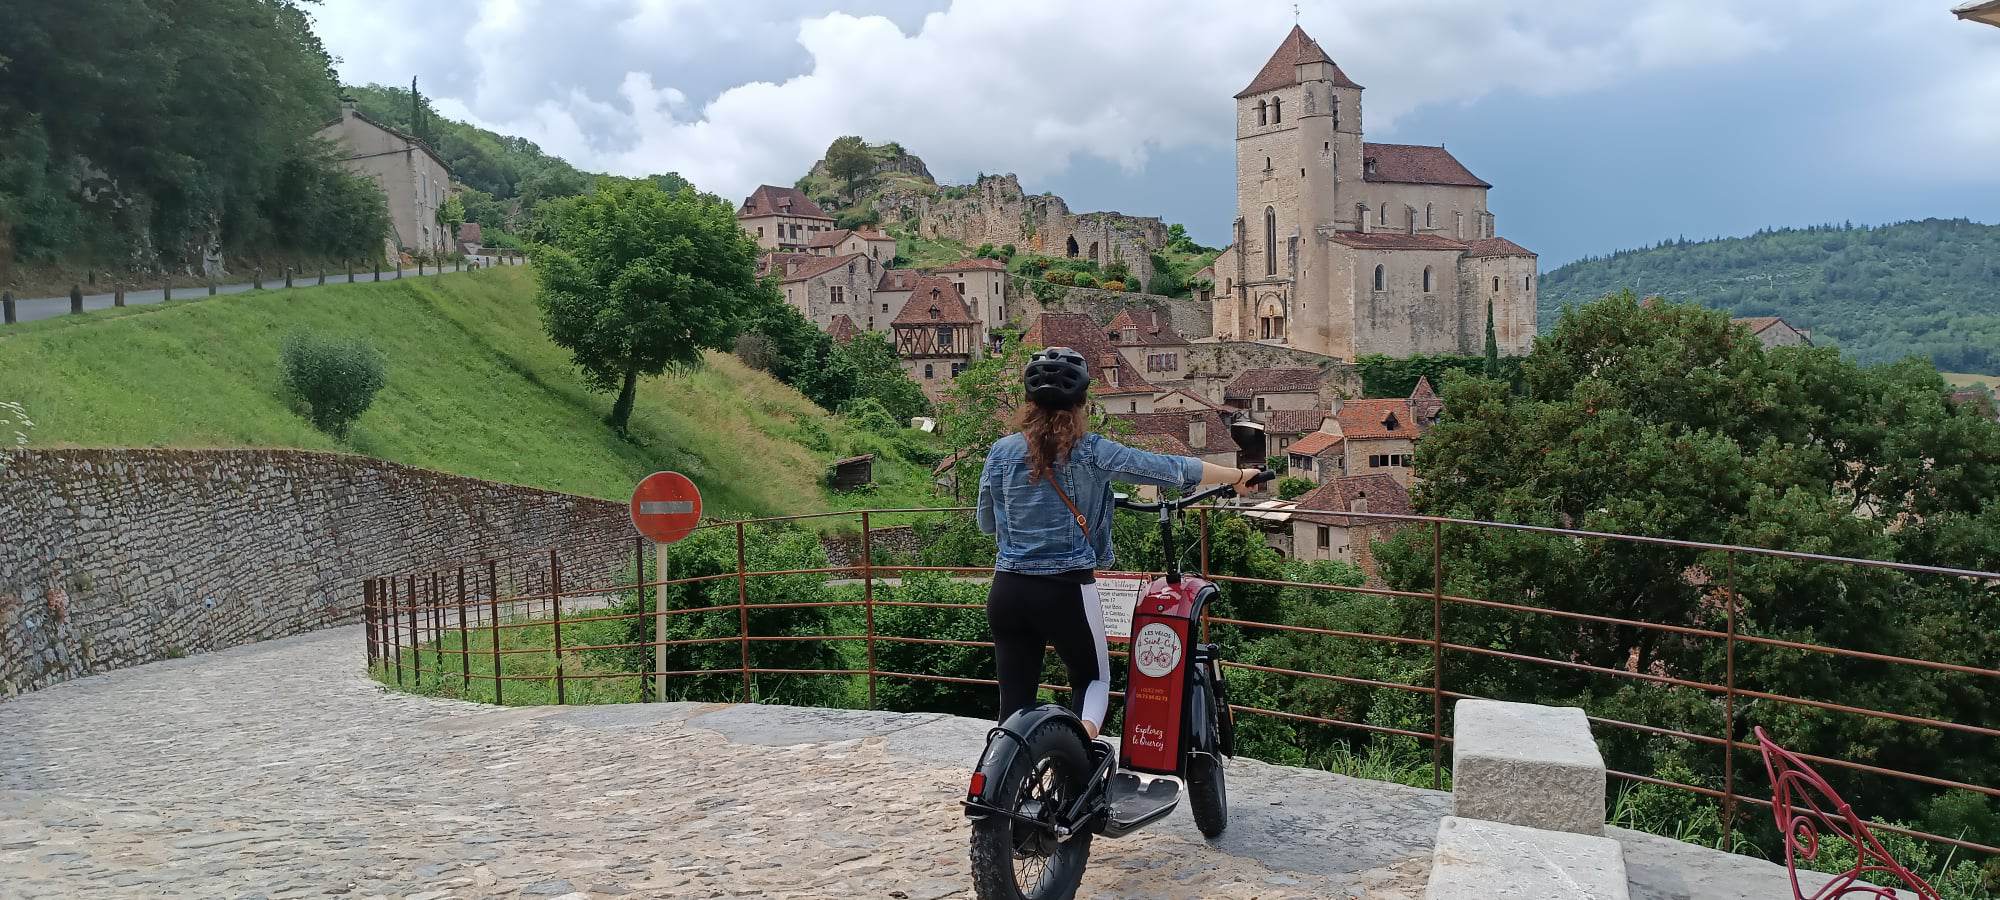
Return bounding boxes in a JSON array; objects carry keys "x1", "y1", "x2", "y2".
[{"x1": 1133, "y1": 622, "x2": 1183, "y2": 678}]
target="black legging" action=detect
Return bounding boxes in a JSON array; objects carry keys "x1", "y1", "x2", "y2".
[{"x1": 987, "y1": 570, "x2": 1110, "y2": 730}]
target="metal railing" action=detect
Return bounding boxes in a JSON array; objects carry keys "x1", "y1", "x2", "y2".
[{"x1": 356, "y1": 505, "x2": 2000, "y2": 862}]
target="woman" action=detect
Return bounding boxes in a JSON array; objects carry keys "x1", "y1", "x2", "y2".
[{"x1": 975, "y1": 347, "x2": 1264, "y2": 740}]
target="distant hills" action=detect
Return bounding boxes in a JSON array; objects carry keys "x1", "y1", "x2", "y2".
[{"x1": 1539, "y1": 219, "x2": 2000, "y2": 375}]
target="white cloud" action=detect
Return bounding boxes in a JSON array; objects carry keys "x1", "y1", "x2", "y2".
[{"x1": 312, "y1": 0, "x2": 2000, "y2": 201}]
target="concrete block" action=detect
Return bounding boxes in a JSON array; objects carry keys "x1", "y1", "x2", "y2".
[
  {"x1": 1426, "y1": 816, "x2": 1629, "y2": 900},
  {"x1": 1452, "y1": 698, "x2": 1606, "y2": 835}
]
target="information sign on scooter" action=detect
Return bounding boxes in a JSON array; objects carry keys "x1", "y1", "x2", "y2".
[
  {"x1": 1094, "y1": 575, "x2": 1145, "y2": 640},
  {"x1": 629, "y1": 471, "x2": 703, "y2": 544}
]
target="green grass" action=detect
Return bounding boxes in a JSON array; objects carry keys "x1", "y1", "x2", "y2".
[
  {"x1": 0, "y1": 266, "x2": 939, "y2": 517},
  {"x1": 892, "y1": 228, "x2": 973, "y2": 269}
]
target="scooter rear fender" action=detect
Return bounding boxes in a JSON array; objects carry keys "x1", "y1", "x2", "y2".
[{"x1": 964, "y1": 704, "x2": 1091, "y2": 818}]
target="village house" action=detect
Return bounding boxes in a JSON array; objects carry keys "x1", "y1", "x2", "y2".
[
  {"x1": 1285, "y1": 429, "x2": 1345, "y2": 482},
  {"x1": 1111, "y1": 409, "x2": 1242, "y2": 472},
  {"x1": 807, "y1": 227, "x2": 898, "y2": 262},
  {"x1": 928, "y1": 258, "x2": 1009, "y2": 342},
  {"x1": 1153, "y1": 386, "x2": 1225, "y2": 412},
  {"x1": 1022, "y1": 313, "x2": 1157, "y2": 414},
  {"x1": 829, "y1": 314, "x2": 862, "y2": 345},
  {"x1": 893, "y1": 275, "x2": 980, "y2": 402},
  {"x1": 1265, "y1": 407, "x2": 1333, "y2": 458},
  {"x1": 1210, "y1": 27, "x2": 1539, "y2": 360},
  {"x1": 1287, "y1": 378, "x2": 1441, "y2": 487},
  {"x1": 762, "y1": 252, "x2": 882, "y2": 331},
  {"x1": 1225, "y1": 366, "x2": 1324, "y2": 415},
  {"x1": 1106, "y1": 309, "x2": 1191, "y2": 383},
  {"x1": 1288, "y1": 473, "x2": 1412, "y2": 575},
  {"x1": 317, "y1": 98, "x2": 453, "y2": 259},
  {"x1": 1732, "y1": 316, "x2": 1814, "y2": 349},
  {"x1": 737, "y1": 185, "x2": 836, "y2": 252}
]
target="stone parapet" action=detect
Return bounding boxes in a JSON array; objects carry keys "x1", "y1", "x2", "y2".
[
  {"x1": 1451, "y1": 698, "x2": 1608, "y2": 835},
  {"x1": 1426, "y1": 816, "x2": 1629, "y2": 900}
]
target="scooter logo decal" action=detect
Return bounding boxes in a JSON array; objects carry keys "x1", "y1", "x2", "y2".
[{"x1": 1133, "y1": 622, "x2": 1183, "y2": 678}]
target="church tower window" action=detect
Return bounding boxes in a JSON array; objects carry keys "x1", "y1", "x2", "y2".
[
  {"x1": 1272, "y1": 97, "x2": 1282, "y2": 123},
  {"x1": 1493, "y1": 276, "x2": 1501, "y2": 292},
  {"x1": 1373, "y1": 265, "x2": 1385, "y2": 292},
  {"x1": 1264, "y1": 207, "x2": 1277, "y2": 276},
  {"x1": 1425, "y1": 204, "x2": 1434, "y2": 228},
  {"x1": 1379, "y1": 202, "x2": 1388, "y2": 224},
  {"x1": 1257, "y1": 101, "x2": 1267, "y2": 126},
  {"x1": 1422, "y1": 267, "x2": 1434, "y2": 293}
]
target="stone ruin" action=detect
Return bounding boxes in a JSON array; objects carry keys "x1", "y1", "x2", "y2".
[{"x1": 880, "y1": 174, "x2": 1170, "y2": 289}]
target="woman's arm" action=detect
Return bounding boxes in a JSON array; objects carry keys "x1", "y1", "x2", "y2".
[
  {"x1": 1095, "y1": 437, "x2": 1265, "y2": 492},
  {"x1": 1199, "y1": 461, "x2": 1267, "y2": 494}
]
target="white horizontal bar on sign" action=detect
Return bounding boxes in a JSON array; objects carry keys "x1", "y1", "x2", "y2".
[{"x1": 639, "y1": 501, "x2": 695, "y2": 515}]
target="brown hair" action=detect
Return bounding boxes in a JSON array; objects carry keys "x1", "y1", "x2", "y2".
[{"x1": 1013, "y1": 402, "x2": 1088, "y2": 483}]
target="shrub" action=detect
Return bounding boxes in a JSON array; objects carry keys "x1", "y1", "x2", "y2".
[
  {"x1": 1000, "y1": 244, "x2": 1016, "y2": 260},
  {"x1": 1278, "y1": 476, "x2": 1315, "y2": 500},
  {"x1": 279, "y1": 330, "x2": 386, "y2": 437},
  {"x1": 1045, "y1": 270, "x2": 1075, "y2": 286},
  {"x1": 1072, "y1": 272, "x2": 1100, "y2": 289},
  {"x1": 839, "y1": 396, "x2": 902, "y2": 435},
  {"x1": 1100, "y1": 280, "x2": 1125, "y2": 292},
  {"x1": 975, "y1": 243, "x2": 996, "y2": 258},
  {"x1": 1104, "y1": 261, "x2": 1131, "y2": 283}
]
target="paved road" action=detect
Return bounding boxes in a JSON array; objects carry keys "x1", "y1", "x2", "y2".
[
  {"x1": 0, "y1": 626, "x2": 1842, "y2": 899},
  {"x1": 4, "y1": 257, "x2": 520, "y2": 325}
]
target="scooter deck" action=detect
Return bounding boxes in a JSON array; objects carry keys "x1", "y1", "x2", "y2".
[{"x1": 1106, "y1": 770, "x2": 1180, "y2": 833}]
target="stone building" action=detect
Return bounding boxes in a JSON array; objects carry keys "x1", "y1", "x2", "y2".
[
  {"x1": 1284, "y1": 378, "x2": 1442, "y2": 487},
  {"x1": 1224, "y1": 366, "x2": 1324, "y2": 415},
  {"x1": 1210, "y1": 27, "x2": 1538, "y2": 361},
  {"x1": 1111, "y1": 409, "x2": 1242, "y2": 469},
  {"x1": 883, "y1": 173, "x2": 1169, "y2": 289},
  {"x1": 892, "y1": 275, "x2": 980, "y2": 401},
  {"x1": 1022, "y1": 313, "x2": 1158, "y2": 414},
  {"x1": 1732, "y1": 316, "x2": 1813, "y2": 349},
  {"x1": 317, "y1": 99, "x2": 453, "y2": 259},
  {"x1": 928, "y1": 258, "x2": 1009, "y2": 343},
  {"x1": 737, "y1": 185, "x2": 836, "y2": 252},
  {"x1": 1106, "y1": 308, "x2": 1191, "y2": 384},
  {"x1": 808, "y1": 227, "x2": 898, "y2": 262},
  {"x1": 1288, "y1": 473, "x2": 1412, "y2": 574},
  {"x1": 764, "y1": 252, "x2": 884, "y2": 331},
  {"x1": 1264, "y1": 407, "x2": 1332, "y2": 458}
]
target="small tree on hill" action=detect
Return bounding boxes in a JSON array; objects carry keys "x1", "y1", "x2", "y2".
[
  {"x1": 280, "y1": 330, "x2": 386, "y2": 437},
  {"x1": 824, "y1": 135, "x2": 876, "y2": 201},
  {"x1": 533, "y1": 180, "x2": 768, "y2": 432}
]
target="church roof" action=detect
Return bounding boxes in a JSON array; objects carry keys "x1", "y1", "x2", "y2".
[
  {"x1": 892, "y1": 276, "x2": 977, "y2": 325},
  {"x1": 1328, "y1": 232, "x2": 1470, "y2": 251},
  {"x1": 1236, "y1": 25, "x2": 1362, "y2": 98},
  {"x1": 737, "y1": 185, "x2": 833, "y2": 220},
  {"x1": 1362, "y1": 143, "x2": 1491, "y2": 188},
  {"x1": 1464, "y1": 237, "x2": 1537, "y2": 258}
]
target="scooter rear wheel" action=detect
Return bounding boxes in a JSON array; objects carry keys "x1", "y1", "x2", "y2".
[{"x1": 969, "y1": 719, "x2": 1095, "y2": 900}]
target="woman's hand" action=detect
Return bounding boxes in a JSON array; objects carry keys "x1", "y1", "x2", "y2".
[{"x1": 1234, "y1": 468, "x2": 1268, "y2": 494}]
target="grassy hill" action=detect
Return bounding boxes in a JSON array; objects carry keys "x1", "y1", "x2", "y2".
[
  {"x1": 1540, "y1": 219, "x2": 2000, "y2": 375},
  {"x1": 0, "y1": 267, "x2": 940, "y2": 517}
]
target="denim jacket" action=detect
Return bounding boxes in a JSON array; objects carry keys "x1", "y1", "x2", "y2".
[{"x1": 977, "y1": 432, "x2": 1205, "y2": 574}]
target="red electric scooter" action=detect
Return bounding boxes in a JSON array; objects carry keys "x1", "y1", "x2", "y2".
[{"x1": 962, "y1": 469, "x2": 1275, "y2": 900}]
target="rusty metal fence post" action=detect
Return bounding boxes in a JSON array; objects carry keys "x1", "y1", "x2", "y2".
[
  {"x1": 736, "y1": 521, "x2": 752, "y2": 702},
  {"x1": 862, "y1": 511, "x2": 876, "y2": 709},
  {"x1": 363, "y1": 579, "x2": 375, "y2": 666},
  {"x1": 1430, "y1": 520, "x2": 1445, "y2": 791},
  {"x1": 457, "y1": 566, "x2": 470, "y2": 686},
  {"x1": 635, "y1": 537, "x2": 649, "y2": 701},
  {"x1": 406, "y1": 574, "x2": 418, "y2": 684},
  {"x1": 488, "y1": 559, "x2": 503, "y2": 705},
  {"x1": 431, "y1": 573, "x2": 443, "y2": 676},
  {"x1": 391, "y1": 578, "x2": 404, "y2": 685},
  {"x1": 1723, "y1": 550, "x2": 1739, "y2": 846},
  {"x1": 550, "y1": 549, "x2": 566, "y2": 704}
]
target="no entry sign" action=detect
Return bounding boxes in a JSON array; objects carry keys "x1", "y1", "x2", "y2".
[{"x1": 629, "y1": 471, "x2": 703, "y2": 544}]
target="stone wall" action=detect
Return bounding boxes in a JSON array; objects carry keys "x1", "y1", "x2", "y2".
[
  {"x1": 818, "y1": 525, "x2": 929, "y2": 569},
  {"x1": 1008, "y1": 278, "x2": 1214, "y2": 340},
  {"x1": 0, "y1": 449, "x2": 634, "y2": 697},
  {"x1": 881, "y1": 174, "x2": 1169, "y2": 287}
]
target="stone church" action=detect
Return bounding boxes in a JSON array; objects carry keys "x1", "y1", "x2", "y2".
[{"x1": 1212, "y1": 27, "x2": 1538, "y2": 360}]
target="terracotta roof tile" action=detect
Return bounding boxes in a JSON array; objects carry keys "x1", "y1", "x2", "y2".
[
  {"x1": 1362, "y1": 143, "x2": 1490, "y2": 188},
  {"x1": 877, "y1": 267, "x2": 918, "y2": 292},
  {"x1": 1286, "y1": 431, "x2": 1344, "y2": 457},
  {"x1": 1022, "y1": 313, "x2": 1154, "y2": 396},
  {"x1": 1265, "y1": 408, "x2": 1331, "y2": 435},
  {"x1": 1335, "y1": 398, "x2": 1424, "y2": 440},
  {"x1": 1292, "y1": 474, "x2": 1412, "y2": 527},
  {"x1": 1224, "y1": 366, "x2": 1322, "y2": 400},
  {"x1": 1464, "y1": 237, "x2": 1536, "y2": 258},
  {"x1": 892, "y1": 276, "x2": 977, "y2": 325},
  {"x1": 1127, "y1": 433, "x2": 1195, "y2": 456},
  {"x1": 779, "y1": 252, "x2": 867, "y2": 284},
  {"x1": 1106, "y1": 308, "x2": 1190, "y2": 347},
  {"x1": 829, "y1": 314, "x2": 861, "y2": 344},
  {"x1": 737, "y1": 185, "x2": 832, "y2": 220},
  {"x1": 807, "y1": 228, "x2": 854, "y2": 249},
  {"x1": 1328, "y1": 232, "x2": 1470, "y2": 251},
  {"x1": 1236, "y1": 26, "x2": 1361, "y2": 98},
  {"x1": 1112, "y1": 409, "x2": 1234, "y2": 454}
]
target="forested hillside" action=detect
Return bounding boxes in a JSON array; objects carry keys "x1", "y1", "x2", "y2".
[
  {"x1": 1540, "y1": 219, "x2": 2000, "y2": 374},
  {"x1": 0, "y1": 0, "x2": 387, "y2": 278}
]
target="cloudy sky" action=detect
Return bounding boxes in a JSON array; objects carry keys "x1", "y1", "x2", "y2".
[{"x1": 312, "y1": 0, "x2": 2000, "y2": 266}]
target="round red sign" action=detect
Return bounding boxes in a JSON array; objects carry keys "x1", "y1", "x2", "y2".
[{"x1": 629, "y1": 471, "x2": 703, "y2": 544}]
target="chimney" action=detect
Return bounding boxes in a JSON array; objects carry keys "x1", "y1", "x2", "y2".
[
  {"x1": 1188, "y1": 416, "x2": 1207, "y2": 449},
  {"x1": 785, "y1": 260, "x2": 800, "y2": 276},
  {"x1": 1349, "y1": 494, "x2": 1368, "y2": 514}
]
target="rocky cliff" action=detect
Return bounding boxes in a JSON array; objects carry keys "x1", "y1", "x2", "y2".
[{"x1": 879, "y1": 174, "x2": 1169, "y2": 287}]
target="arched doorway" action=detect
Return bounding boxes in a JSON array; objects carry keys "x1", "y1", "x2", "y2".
[
  {"x1": 1066, "y1": 236, "x2": 1078, "y2": 258},
  {"x1": 1088, "y1": 241, "x2": 1099, "y2": 262}
]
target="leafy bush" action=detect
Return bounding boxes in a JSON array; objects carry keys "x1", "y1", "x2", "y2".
[
  {"x1": 1045, "y1": 270, "x2": 1075, "y2": 286},
  {"x1": 870, "y1": 572, "x2": 992, "y2": 717},
  {"x1": 1072, "y1": 272, "x2": 1100, "y2": 289},
  {"x1": 1278, "y1": 476, "x2": 1315, "y2": 500},
  {"x1": 835, "y1": 207, "x2": 881, "y2": 229},
  {"x1": 999, "y1": 244, "x2": 1016, "y2": 260},
  {"x1": 1104, "y1": 261, "x2": 1131, "y2": 283},
  {"x1": 279, "y1": 330, "x2": 386, "y2": 437},
  {"x1": 975, "y1": 243, "x2": 996, "y2": 258},
  {"x1": 1147, "y1": 253, "x2": 1185, "y2": 296},
  {"x1": 1100, "y1": 280, "x2": 1126, "y2": 292},
  {"x1": 839, "y1": 396, "x2": 902, "y2": 435},
  {"x1": 792, "y1": 417, "x2": 833, "y2": 452},
  {"x1": 1265, "y1": 455, "x2": 1288, "y2": 474}
]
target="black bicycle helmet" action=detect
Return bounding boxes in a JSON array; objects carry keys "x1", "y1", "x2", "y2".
[{"x1": 1024, "y1": 346, "x2": 1090, "y2": 409}]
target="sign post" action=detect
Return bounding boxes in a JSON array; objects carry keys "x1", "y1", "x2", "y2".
[{"x1": 630, "y1": 472, "x2": 703, "y2": 701}]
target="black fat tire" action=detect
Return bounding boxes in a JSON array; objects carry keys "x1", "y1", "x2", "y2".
[
  {"x1": 969, "y1": 720, "x2": 1094, "y2": 900},
  {"x1": 1187, "y1": 663, "x2": 1229, "y2": 840}
]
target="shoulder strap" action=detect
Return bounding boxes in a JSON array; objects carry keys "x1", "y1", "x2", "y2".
[{"x1": 1047, "y1": 474, "x2": 1089, "y2": 535}]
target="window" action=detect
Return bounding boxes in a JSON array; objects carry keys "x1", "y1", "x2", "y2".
[
  {"x1": 757, "y1": 227, "x2": 764, "y2": 238},
  {"x1": 1317, "y1": 526, "x2": 1330, "y2": 550},
  {"x1": 1425, "y1": 204, "x2": 1434, "y2": 228},
  {"x1": 1264, "y1": 156, "x2": 1272, "y2": 172},
  {"x1": 1296, "y1": 456, "x2": 1313, "y2": 471},
  {"x1": 847, "y1": 263, "x2": 855, "y2": 275},
  {"x1": 1264, "y1": 207, "x2": 1277, "y2": 275},
  {"x1": 1271, "y1": 97, "x2": 1282, "y2": 123},
  {"x1": 1373, "y1": 265, "x2": 1385, "y2": 292},
  {"x1": 1379, "y1": 202, "x2": 1389, "y2": 223},
  {"x1": 882, "y1": 303, "x2": 889, "y2": 312},
  {"x1": 1257, "y1": 100, "x2": 1267, "y2": 126},
  {"x1": 1422, "y1": 267, "x2": 1433, "y2": 293},
  {"x1": 952, "y1": 363, "x2": 965, "y2": 377},
  {"x1": 831, "y1": 286, "x2": 844, "y2": 304},
  {"x1": 937, "y1": 326, "x2": 953, "y2": 349},
  {"x1": 925, "y1": 364, "x2": 934, "y2": 379},
  {"x1": 955, "y1": 282, "x2": 965, "y2": 295},
  {"x1": 1526, "y1": 274, "x2": 1534, "y2": 290},
  {"x1": 1123, "y1": 327, "x2": 1137, "y2": 342},
  {"x1": 1129, "y1": 401, "x2": 1138, "y2": 412},
  {"x1": 1256, "y1": 397, "x2": 1266, "y2": 411},
  {"x1": 1493, "y1": 276, "x2": 1501, "y2": 292}
]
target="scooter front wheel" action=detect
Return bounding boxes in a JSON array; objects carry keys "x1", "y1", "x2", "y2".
[
  {"x1": 1187, "y1": 661, "x2": 1229, "y2": 839},
  {"x1": 969, "y1": 719, "x2": 1095, "y2": 900}
]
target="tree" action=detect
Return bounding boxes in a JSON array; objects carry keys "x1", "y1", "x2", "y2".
[
  {"x1": 1483, "y1": 299, "x2": 1500, "y2": 377},
  {"x1": 279, "y1": 330, "x2": 386, "y2": 437},
  {"x1": 532, "y1": 180, "x2": 768, "y2": 432},
  {"x1": 436, "y1": 193, "x2": 465, "y2": 241},
  {"x1": 839, "y1": 331, "x2": 930, "y2": 422},
  {"x1": 823, "y1": 135, "x2": 876, "y2": 201}
]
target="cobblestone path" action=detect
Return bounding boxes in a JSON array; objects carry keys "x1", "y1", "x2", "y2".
[{"x1": 0, "y1": 627, "x2": 1436, "y2": 899}]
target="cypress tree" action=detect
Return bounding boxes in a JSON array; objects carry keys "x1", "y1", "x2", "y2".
[{"x1": 1483, "y1": 299, "x2": 1500, "y2": 377}]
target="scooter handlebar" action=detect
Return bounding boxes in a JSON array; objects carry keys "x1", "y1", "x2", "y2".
[{"x1": 1113, "y1": 468, "x2": 1276, "y2": 513}]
